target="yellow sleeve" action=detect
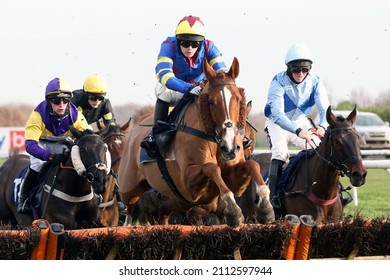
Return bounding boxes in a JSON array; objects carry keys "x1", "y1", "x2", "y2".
[
  {"x1": 73, "y1": 111, "x2": 90, "y2": 131},
  {"x1": 24, "y1": 111, "x2": 46, "y2": 142}
]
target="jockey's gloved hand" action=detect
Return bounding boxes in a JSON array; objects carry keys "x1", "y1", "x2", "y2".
[
  {"x1": 48, "y1": 153, "x2": 67, "y2": 164},
  {"x1": 188, "y1": 85, "x2": 202, "y2": 96}
]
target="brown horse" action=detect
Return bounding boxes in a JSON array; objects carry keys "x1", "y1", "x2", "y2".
[
  {"x1": 96, "y1": 119, "x2": 131, "y2": 226},
  {"x1": 118, "y1": 57, "x2": 274, "y2": 227},
  {"x1": 0, "y1": 128, "x2": 110, "y2": 229},
  {"x1": 258, "y1": 106, "x2": 367, "y2": 224}
]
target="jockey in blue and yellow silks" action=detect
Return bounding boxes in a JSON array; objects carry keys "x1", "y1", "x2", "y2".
[
  {"x1": 18, "y1": 77, "x2": 89, "y2": 214},
  {"x1": 141, "y1": 15, "x2": 227, "y2": 157}
]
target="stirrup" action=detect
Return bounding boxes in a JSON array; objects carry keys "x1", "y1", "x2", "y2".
[
  {"x1": 342, "y1": 196, "x2": 353, "y2": 207},
  {"x1": 140, "y1": 138, "x2": 157, "y2": 158},
  {"x1": 17, "y1": 199, "x2": 32, "y2": 214}
]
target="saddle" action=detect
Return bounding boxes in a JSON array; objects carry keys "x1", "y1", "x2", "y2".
[
  {"x1": 155, "y1": 95, "x2": 196, "y2": 158},
  {"x1": 277, "y1": 149, "x2": 317, "y2": 195},
  {"x1": 14, "y1": 162, "x2": 58, "y2": 218}
]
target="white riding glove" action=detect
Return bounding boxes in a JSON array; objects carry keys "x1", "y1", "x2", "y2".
[{"x1": 188, "y1": 85, "x2": 202, "y2": 96}]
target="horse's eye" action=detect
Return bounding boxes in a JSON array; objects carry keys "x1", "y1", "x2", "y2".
[
  {"x1": 209, "y1": 100, "x2": 215, "y2": 109},
  {"x1": 333, "y1": 139, "x2": 341, "y2": 145}
]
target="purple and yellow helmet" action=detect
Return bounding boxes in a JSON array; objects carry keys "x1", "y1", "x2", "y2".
[{"x1": 45, "y1": 77, "x2": 72, "y2": 100}]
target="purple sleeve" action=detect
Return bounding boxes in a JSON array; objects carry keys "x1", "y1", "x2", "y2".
[{"x1": 25, "y1": 139, "x2": 51, "y2": 161}]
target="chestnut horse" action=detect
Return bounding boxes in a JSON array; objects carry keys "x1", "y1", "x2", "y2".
[
  {"x1": 96, "y1": 119, "x2": 131, "y2": 226},
  {"x1": 132, "y1": 101, "x2": 261, "y2": 226},
  {"x1": 258, "y1": 106, "x2": 367, "y2": 224},
  {"x1": 0, "y1": 128, "x2": 110, "y2": 229},
  {"x1": 118, "y1": 57, "x2": 274, "y2": 227}
]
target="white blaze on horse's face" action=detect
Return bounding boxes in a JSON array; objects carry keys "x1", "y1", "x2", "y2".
[{"x1": 221, "y1": 88, "x2": 237, "y2": 151}]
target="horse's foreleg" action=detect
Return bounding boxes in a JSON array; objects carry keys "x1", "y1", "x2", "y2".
[
  {"x1": 244, "y1": 160, "x2": 275, "y2": 224},
  {"x1": 202, "y1": 163, "x2": 244, "y2": 227}
]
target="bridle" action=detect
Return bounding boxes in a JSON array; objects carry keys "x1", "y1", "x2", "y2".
[
  {"x1": 311, "y1": 126, "x2": 362, "y2": 177},
  {"x1": 74, "y1": 133, "x2": 109, "y2": 184},
  {"x1": 301, "y1": 125, "x2": 362, "y2": 206},
  {"x1": 206, "y1": 81, "x2": 239, "y2": 144},
  {"x1": 102, "y1": 131, "x2": 125, "y2": 168}
]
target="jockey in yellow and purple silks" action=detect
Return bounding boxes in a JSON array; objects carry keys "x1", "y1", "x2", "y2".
[
  {"x1": 141, "y1": 15, "x2": 227, "y2": 157},
  {"x1": 18, "y1": 77, "x2": 89, "y2": 214}
]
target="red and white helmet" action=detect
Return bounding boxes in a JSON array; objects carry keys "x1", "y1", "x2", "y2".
[{"x1": 175, "y1": 15, "x2": 206, "y2": 41}]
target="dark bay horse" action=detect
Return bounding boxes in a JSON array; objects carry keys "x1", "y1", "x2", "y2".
[
  {"x1": 118, "y1": 57, "x2": 274, "y2": 227},
  {"x1": 258, "y1": 106, "x2": 367, "y2": 224},
  {"x1": 96, "y1": 119, "x2": 131, "y2": 226},
  {"x1": 0, "y1": 128, "x2": 110, "y2": 229}
]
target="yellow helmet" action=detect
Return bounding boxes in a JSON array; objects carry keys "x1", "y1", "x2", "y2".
[
  {"x1": 175, "y1": 15, "x2": 206, "y2": 41},
  {"x1": 83, "y1": 74, "x2": 108, "y2": 95}
]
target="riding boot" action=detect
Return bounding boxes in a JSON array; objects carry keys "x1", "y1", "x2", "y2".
[
  {"x1": 140, "y1": 99, "x2": 170, "y2": 158},
  {"x1": 17, "y1": 167, "x2": 39, "y2": 214},
  {"x1": 114, "y1": 186, "x2": 126, "y2": 211},
  {"x1": 268, "y1": 159, "x2": 284, "y2": 214}
]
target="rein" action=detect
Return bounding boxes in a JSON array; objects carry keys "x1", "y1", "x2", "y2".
[
  {"x1": 299, "y1": 126, "x2": 361, "y2": 206},
  {"x1": 309, "y1": 126, "x2": 361, "y2": 177}
]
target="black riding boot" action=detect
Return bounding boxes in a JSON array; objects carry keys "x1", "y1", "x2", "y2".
[
  {"x1": 140, "y1": 99, "x2": 170, "y2": 158},
  {"x1": 268, "y1": 159, "x2": 284, "y2": 214},
  {"x1": 114, "y1": 186, "x2": 126, "y2": 211},
  {"x1": 17, "y1": 167, "x2": 38, "y2": 214}
]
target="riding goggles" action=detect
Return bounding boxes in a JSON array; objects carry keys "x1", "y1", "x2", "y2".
[
  {"x1": 49, "y1": 97, "x2": 70, "y2": 105},
  {"x1": 179, "y1": 40, "x2": 201, "y2": 48},
  {"x1": 88, "y1": 94, "x2": 105, "y2": 101},
  {"x1": 291, "y1": 67, "x2": 310, "y2": 74}
]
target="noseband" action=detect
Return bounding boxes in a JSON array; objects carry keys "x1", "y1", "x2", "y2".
[
  {"x1": 314, "y1": 126, "x2": 362, "y2": 177},
  {"x1": 75, "y1": 134, "x2": 109, "y2": 183}
]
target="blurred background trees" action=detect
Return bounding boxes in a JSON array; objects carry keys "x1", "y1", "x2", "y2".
[{"x1": 1, "y1": 88, "x2": 389, "y2": 148}]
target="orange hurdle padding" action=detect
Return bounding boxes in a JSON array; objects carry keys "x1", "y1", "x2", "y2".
[
  {"x1": 281, "y1": 214, "x2": 301, "y2": 260},
  {"x1": 30, "y1": 219, "x2": 50, "y2": 260},
  {"x1": 45, "y1": 223, "x2": 65, "y2": 260},
  {"x1": 294, "y1": 215, "x2": 316, "y2": 260}
]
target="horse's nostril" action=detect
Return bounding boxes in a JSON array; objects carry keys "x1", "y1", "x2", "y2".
[{"x1": 220, "y1": 146, "x2": 228, "y2": 154}]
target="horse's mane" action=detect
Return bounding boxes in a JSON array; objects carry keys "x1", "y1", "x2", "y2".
[{"x1": 199, "y1": 86, "x2": 247, "y2": 134}]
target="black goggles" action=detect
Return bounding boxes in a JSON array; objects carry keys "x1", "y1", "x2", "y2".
[
  {"x1": 291, "y1": 67, "x2": 310, "y2": 74},
  {"x1": 88, "y1": 95, "x2": 105, "y2": 101},
  {"x1": 179, "y1": 40, "x2": 201, "y2": 48},
  {"x1": 49, "y1": 97, "x2": 70, "y2": 105}
]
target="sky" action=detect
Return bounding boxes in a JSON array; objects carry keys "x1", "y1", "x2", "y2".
[{"x1": 1, "y1": 0, "x2": 389, "y2": 114}]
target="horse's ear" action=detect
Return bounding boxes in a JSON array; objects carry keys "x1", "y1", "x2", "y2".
[
  {"x1": 326, "y1": 105, "x2": 337, "y2": 127},
  {"x1": 237, "y1": 88, "x2": 247, "y2": 130},
  {"x1": 347, "y1": 105, "x2": 357, "y2": 125},
  {"x1": 227, "y1": 57, "x2": 240, "y2": 80},
  {"x1": 121, "y1": 117, "x2": 132, "y2": 132},
  {"x1": 204, "y1": 59, "x2": 216, "y2": 81},
  {"x1": 69, "y1": 126, "x2": 83, "y2": 139},
  {"x1": 246, "y1": 100, "x2": 252, "y2": 115}
]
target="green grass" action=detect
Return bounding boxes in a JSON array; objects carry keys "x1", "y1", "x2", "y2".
[
  {"x1": 341, "y1": 169, "x2": 390, "y2": 219},
  {"x1": 1, "y1": 158, "x2": 389, "y2": 220}
]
